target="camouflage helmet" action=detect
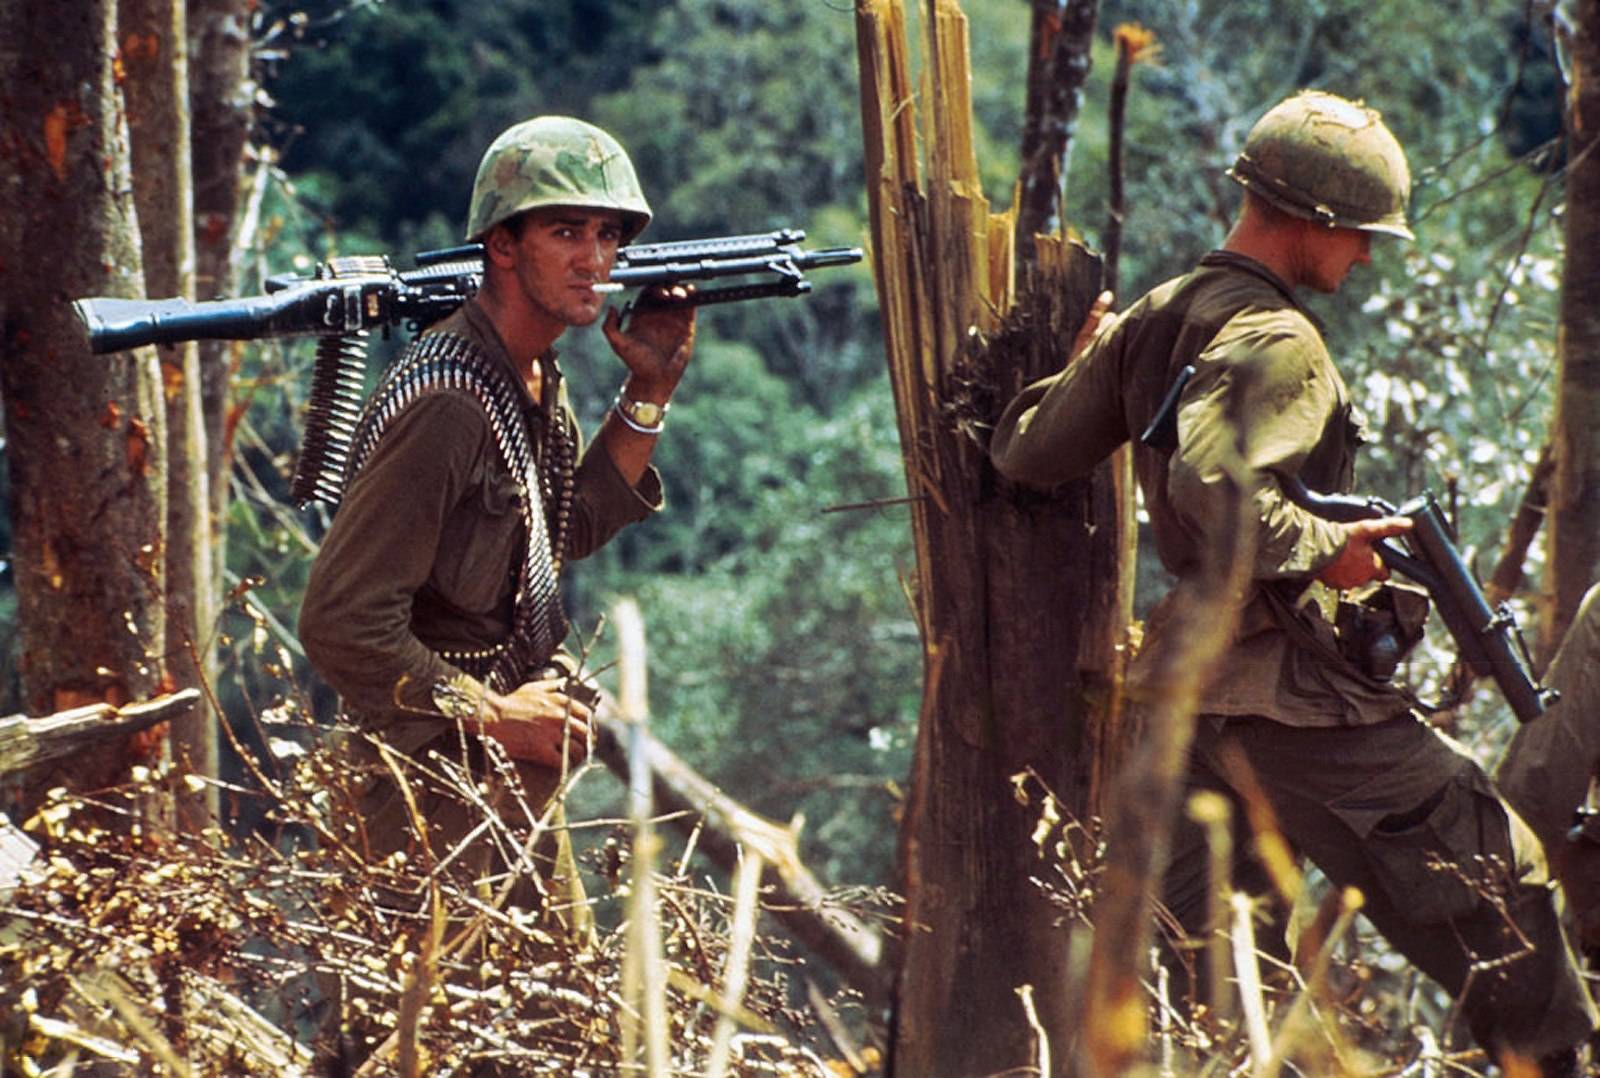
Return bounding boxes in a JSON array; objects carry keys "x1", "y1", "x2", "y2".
[
  {"x1": 1227, "y1": 91, "x2": 1414, "y2": 240},
  {"x1": 465, "y1": 116, "x2": 652, "y2": 243}
]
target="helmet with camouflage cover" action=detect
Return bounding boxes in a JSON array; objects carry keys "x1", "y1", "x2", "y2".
[
  {"x1": 1227, "y1": 91, "x2": 1414, "y2": 240},
  {"x1": 466, "y1": 116, "x2": 652, "y2": 243}
]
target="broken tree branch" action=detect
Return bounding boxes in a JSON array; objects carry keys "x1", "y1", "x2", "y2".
[
  {"x1": 594, "y1": 716, "x2": 891, "y2": 1012},
  {"x1": 0, "y1": 689, "x2": 202, "y2": 776}
]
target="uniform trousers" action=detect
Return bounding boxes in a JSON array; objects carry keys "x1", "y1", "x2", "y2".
[
  {"x1": 1499, "y1": 582, "x2": 1600, "y2": 948},
  {"x1": 317, "y1": 715, "x2": 594, "y2": 1068},
  {"x1": 1161, "y1": 708, "x2": 1598, "y2": 1062}
]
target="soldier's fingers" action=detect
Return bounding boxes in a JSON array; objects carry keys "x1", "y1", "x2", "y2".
[
  {"x1": 1370, "y1": 515, "x2": 1413, "y2": 538},
  {"x1": 1070, "y1": 290, "x2": 1115, "y2": 358}
]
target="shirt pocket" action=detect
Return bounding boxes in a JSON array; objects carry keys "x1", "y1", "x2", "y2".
[{"x1": 429, "y1": 463, "x2": 524, "y2": 614}]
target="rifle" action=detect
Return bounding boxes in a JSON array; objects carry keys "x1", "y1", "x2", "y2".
[
  {"x1": 72, "y1": 229, "x2": 862, "y2": 506},
  {"x1": 1281, "y1": 476, "x2": 1558, "y2": 724},
  {"x1": 72, "y1": 228, "x2": 863, "y2": 354}
]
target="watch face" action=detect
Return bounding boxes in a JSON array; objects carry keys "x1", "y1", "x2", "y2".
[{"x1": 628, "y1": 400, "x2": 665, "y2": 425}]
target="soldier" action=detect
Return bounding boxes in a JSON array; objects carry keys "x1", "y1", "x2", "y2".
[
  {"x1": 990, "y1": 91, "x2": 1597, "y2": 1073},
  {"x1": 1500, "y1": 583, "x2": 1600, "y2": 954},
  {"x1": 298, "y1": 116, "x2": 693, "y2": 934}
]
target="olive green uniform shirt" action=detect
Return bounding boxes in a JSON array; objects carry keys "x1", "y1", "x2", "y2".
[
  {"x1": 991, "y1": 251, "x2": 1413, "y2": 726},
  {"x1": 299, "y1": 300, "x2": 661, "y2": 718}
]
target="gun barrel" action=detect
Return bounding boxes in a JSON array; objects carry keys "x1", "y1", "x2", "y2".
[
  {"x1": 609, "y1": 246, "x2": 863, "y2": 288},
  {"x1": 74, "y1": 294, "x2": 296, "y2": 353},
  {"x1": 617, "y1": 229, "x2": 807, "y2": 266},
  {"x1": 1404, "y1": 498, "x2": 1548, "y2": 722},
  {"x1": 797, "y1": 246, "x2": 866, "y2": 269},
  {"x1": 74, "y1": 279, "x2": 394, "y2": 354}
]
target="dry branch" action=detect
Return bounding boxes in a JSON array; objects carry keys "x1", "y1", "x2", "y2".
[
  {"x1": 1081, "y1": 415, "x2": 1256, "y2": 1074},
  {"x1": 1016, "y1": 0, "x2": 1100, "y2": 267},
  {"x1": 1487, "y1": 443, "x2": 1554, "y2": 606},
  {"x1": 4, "y1": 711, "x2": 852, "y2": 1075},
  {"x1": 594, "y1": 714, "x2": 891, "y2": 1012},
  {"x1": 0, "y1": 689, "x2": 202, "y2": 776}
]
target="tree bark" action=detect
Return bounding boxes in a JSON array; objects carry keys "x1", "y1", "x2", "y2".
[
  {"x1": 857, "y1": 3, "x2": 1128, "y2": 1073},
  {"x1": 1545, "y1": 0, "x2": 1600, "y2": 656},
  {"x1": 121, "y1": 0, "x2": 217, "y2": 830},
  {"x1": 1015, "y1": 0, "x2": 1099, "y2": 268},
  {"x1": 188, "y1": 0, "x2": 254, "y2": 641},
  {"x1": 0, "y1": 0, "x2": 168, "y2": 810}
]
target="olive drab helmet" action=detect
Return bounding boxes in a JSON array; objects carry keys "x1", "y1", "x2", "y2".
[
  {"x1": 465, "y1": 116, "x2": 653, "y2": 243},
  {"x1": 1227, "y1": 91, "x2": 1414, "y2": 240}
]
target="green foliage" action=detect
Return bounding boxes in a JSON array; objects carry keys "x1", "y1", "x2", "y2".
[
  {"x1": 263, "y1": 0, "x2": 663, "y2": 243},
  {"x1": 573, "y1": 384, "x2": 919, "y2": 883}
]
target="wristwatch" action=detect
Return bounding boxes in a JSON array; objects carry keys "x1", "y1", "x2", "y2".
[
  {"x1": 614, "y1": 392, "x2": 669, "y2": 434},
  {"x1": 431, "y1": 674, "x2": 485, "y2": 721}
]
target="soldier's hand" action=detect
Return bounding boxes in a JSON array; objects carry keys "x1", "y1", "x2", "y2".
[
  {"x1": 1068, "y1": 290, "x2": 1115, "y2": 362},
  {"x1": 603, "y1": 284, "x2": 696, "y2": 399},
  {"x1": 480, "y1": 676, "x2": 593, "y2": 768},
  {"x1": 1318, "y1": 517, "x2": 1412, "y2": 590}
]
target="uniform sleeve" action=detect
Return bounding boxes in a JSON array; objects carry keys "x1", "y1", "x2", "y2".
[
  {"x1": 990, "y1": 312, "x2": 1134, "y2": 487},
  {"x1": 1167, "y1": 315, "x2": 1352, "y2": 581},
  {"x1": 298, "y1": 394, "x2": 490, "y2": 714},
  {"x1": 560, "y1": 403, "x2": 662, "y2": 562}
]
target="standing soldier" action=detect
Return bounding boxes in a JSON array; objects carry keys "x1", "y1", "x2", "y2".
[
  {"x1": 990, "y1": 91, "x2": 1597, "y2": 1073},
  {"x1": 299, "y1": 116, "x2": 693, "y2": 936}
]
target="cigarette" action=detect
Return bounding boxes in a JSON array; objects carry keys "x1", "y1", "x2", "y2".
[{"x1": 590, "y1": 282, "x2": 625, "y2": 293}]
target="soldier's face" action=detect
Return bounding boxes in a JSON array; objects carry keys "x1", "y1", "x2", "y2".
[
  {"x1": 1303, "y1": 226, "x2": 1372, "y2": 293},
  {"x1": 504, "y1": 207, "x2": 626, "y2": 329}
]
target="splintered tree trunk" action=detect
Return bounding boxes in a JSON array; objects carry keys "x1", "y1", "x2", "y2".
[
  {"x1": 1546, "y1": 0, "x2": 1600, "y2": 655},
  {"x1": 121, "y1": 0, "x2": 218, "y2": 829},
  {"x1": 857, "y1": 2, "x2": 1130, "y2": 1073},
  {"x1": 0, "y1": 0, "x2": 168, "y2": 807}
]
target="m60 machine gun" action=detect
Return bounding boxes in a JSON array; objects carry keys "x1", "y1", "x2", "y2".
[{"x1": 73, "y1": 229, "x2": 862, "y2": 506}]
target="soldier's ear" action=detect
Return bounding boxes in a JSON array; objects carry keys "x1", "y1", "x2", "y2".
[{"x1": 484, "y1": 223, "x2": 520, "y2": 269}]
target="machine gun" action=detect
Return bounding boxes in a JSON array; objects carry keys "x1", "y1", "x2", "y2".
[
  {"x1": 1281, "y1": 476, "x2": 1557, "y2": 724},
  {"x1": 72, "y1": 229, "x2": 862, "y2": 506},
  {"x1": 72, "y1": 228, "x2": 863, "y2": 354}
]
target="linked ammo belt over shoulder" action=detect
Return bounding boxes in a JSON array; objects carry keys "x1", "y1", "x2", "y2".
[{"x1": 345, "y1": 332, "x2": 576, "y2": 690}]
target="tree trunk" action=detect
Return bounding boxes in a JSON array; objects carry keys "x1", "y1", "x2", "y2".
[
  {"x1": 1015, "y1": 0, "x2": 1099, "y2": 269},
  {"x1": 857, "y1": 2, "x2": 1129, "y2": 1073},
  {"x1": 1546, "y1": 0, "x2": 1600, "y2": 656},
  {"x1": 189, "y1": 0, "x2": 254, "y2": 635},
  {"x1": 188, "y1": 0, "x2": 253, "y2": 821},
  {"x1": 121, "y1": 0, "x2": 217, "y2": 830},
  {"x1": 0, "y1": 0, "x2": 168, "y2": 810}
]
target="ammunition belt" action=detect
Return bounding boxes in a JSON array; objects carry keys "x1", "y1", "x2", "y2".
[{"x1": 345, "y1": 331, "x2": 574, "y2": 690}]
